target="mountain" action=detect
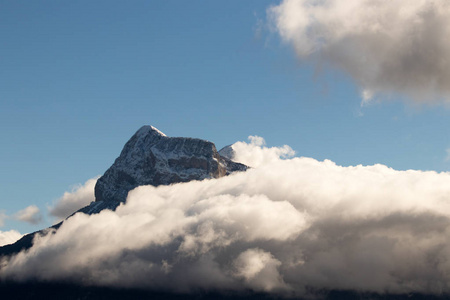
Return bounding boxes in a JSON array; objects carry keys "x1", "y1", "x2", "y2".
[
  {"x1": 0, "y1": 125, "x2": 248, "y2": 256},
  {"x1": 82, "y1": 125, "x2": 247, "y2": 214}
]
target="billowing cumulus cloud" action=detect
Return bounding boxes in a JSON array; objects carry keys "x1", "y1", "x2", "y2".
[
  {"x1": 0, "y1": 230, "x2": 22, "y2": 247},
  {"x1": 268, "y1": 0, "x2": 450, "y2": 104},
  {"x1": 48, "y1": 177, "x2": 98, "y2": 222},
  {"x1": 14, "y1": 205, "x2": 42, "y2": 225},
  {"x1": 3, "y1": 139, "x2": 450, "y2": 297},
  {"x1": 231, "y1": 136, "x2": 295, "y2": 167}
]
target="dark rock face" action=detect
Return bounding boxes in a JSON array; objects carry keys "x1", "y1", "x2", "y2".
[{"x1": 94, "y1": 126, "x2": 248, "y2": 204}]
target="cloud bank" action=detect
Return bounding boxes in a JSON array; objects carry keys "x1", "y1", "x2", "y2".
[
  {"x1": 3, "y1": 139, "x2": 450, "y2": 297},
  {"x1": 268, "y1": 0, "x2": 450, "y2": 104},
  {"x1": 48, "y1": 177, "x2": 98, "y2": 222}
]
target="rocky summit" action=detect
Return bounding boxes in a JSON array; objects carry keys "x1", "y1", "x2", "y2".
[
  {"x1": 74, "y1": 126, "x2": 248, "y2": 216},
  {"x1": 94, "y1": 125, "x2": 247, "y2": 205}
]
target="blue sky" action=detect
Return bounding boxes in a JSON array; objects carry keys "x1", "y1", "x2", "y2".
[{"x1": 1, "y1": 0, "x2": 450, "y2": 234}]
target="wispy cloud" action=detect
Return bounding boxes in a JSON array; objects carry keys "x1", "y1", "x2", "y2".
[
  {"x1": 268, "y1": 0, "x2": 450, "y2": 105},
  {"x1": 445, "y1": 148, "x2": 450, "y2": 162},
  {"x1": 0, "y1": 211, "x2": 7, "y2": 227},
  {"x1": 48, "y1": 177, "x2": 98, "y2": 222},
  {"x1": 14, "y1": 205, "x2": 42, "y2": 225}
]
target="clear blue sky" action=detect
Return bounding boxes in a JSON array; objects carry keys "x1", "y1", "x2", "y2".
[{"x1": 1, "y1": 0, "x2": 450, "y2": 233}]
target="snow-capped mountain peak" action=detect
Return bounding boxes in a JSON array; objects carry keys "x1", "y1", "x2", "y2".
[{"x1": 89, "y1": 125, "x2": 248, "y2": 212}]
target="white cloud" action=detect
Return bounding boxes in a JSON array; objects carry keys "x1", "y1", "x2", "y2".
[
  {"x1": 4, "y1": 139, "x2": 450, "y2": 296},
  {"x1": 231, "y1": 135, "x2": 295, "y2": 167},
  {"x1": 14, "y1": 205, "x2": 42, "y2": 225},
  {"x1": 48, "y1": 177, "x2": 98, "y2": 222},
  {"x1": 0, "y1": 230, "x2": 22, "y2": 247},
  {"x1": 268, "y1": 0, "x2": 450, "y2": 104}
]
